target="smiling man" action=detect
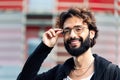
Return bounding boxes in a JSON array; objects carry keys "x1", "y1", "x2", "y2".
[{"x1": 17, "y1": 7, "x2": 120, "y2": 80}]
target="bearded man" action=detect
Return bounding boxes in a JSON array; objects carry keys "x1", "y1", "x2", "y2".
[{"x1": 17, "y1": 7, "x2": 120, "y2": 80}]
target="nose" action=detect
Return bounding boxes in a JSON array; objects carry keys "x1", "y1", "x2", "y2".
[{"x1": 69, "y1": 29, "x2": 77, "y2": 38}]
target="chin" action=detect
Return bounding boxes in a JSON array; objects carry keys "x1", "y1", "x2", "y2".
[{"x1": 64, "y1": 35, "x2": 91, "y2": 57}]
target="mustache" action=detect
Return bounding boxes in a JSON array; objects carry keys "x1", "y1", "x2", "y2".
[{"x1": 67, "y1": 37, "x2": 83, "y2": 44}]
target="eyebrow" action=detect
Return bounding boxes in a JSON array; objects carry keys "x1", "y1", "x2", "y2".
[
  {"x1": 63, "y1": 27, "x2": 70, "y2": 30},
  {"x1": 63, "y1": 25, "x2": 83, "y2": 29}
]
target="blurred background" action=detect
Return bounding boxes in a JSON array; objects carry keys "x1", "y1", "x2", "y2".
[{"x1": 0, "y1": 0, "x2": 120, "y2": 80}]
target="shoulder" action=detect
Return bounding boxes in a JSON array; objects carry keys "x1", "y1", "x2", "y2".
[
  {"x1": 103, "y1": 63, "x2": 120, "y2": 80},
  {"x1": 93, "y1": 54, "x2": 119, "y2": 76},
  {"x1": 92, "y1": 54, "x2": 120, "y2": 80}
]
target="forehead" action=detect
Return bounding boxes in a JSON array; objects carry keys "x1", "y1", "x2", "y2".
[{"x1": 63, "y1": 16, "x2": 87, "y2": 28}]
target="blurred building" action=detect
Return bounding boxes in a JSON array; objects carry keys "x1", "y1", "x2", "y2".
[
  {"x1": 0, "y1": 0, "x2": 120, "y2": 80},
  {"x1": 0, "y1": 0, "x2": 27, "y2": 80}
]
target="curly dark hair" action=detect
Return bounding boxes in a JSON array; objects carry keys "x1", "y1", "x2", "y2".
[{"x1": 55, "y1": 7, "x2": 98, "y2": 47}]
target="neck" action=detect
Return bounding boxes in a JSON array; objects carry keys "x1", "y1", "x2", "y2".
[{"x1": 73, "y1": 48, "x2": 94, "y2": 69}]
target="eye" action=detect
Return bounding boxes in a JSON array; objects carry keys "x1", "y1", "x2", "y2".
[
  {"x1": 63, "y1": 29, "x2": 70, "y2": 34},
  {"x1": 64, "y1": 29, "x2": 69, "y2": 33},
  {"x1": 75, "y1": 27, "x2": 82, "y2": 32}
]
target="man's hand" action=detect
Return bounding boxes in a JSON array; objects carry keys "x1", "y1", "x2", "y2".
[{"x1": 42, "y1": 28, "x2": 63, "y2": 47}]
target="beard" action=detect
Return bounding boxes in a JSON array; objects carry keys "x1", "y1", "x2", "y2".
[{"x1": 64, "y1": 34, "x2": 91, "y2": 57}]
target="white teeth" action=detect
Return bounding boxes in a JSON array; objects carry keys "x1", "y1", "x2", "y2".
[
  {"x1": 70, "y1": 40, "x2": 78, "y2": 45},
  {"x1": 70, "y1": 40, "x2": 81, "y2": 47}
]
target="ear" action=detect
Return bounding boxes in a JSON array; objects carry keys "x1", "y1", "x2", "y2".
[{"x1": 90, "y1": 30, "x2": 95, "y2": 39}]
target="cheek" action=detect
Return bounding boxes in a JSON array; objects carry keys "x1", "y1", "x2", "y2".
[
  {"x1": 63, "y1": 35, "x2": 69, "y2": 43},
  {"x1": 78, "y1": 35, "x2": 88, "y2": 43},
  {"x1": 80, "y1": 30, "x2": 87, "y2": 36},
  {"x1": 80, "y1": 31, "x2": 90, "y2": 40}
]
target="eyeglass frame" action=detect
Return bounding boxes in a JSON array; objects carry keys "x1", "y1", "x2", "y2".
[{"x1": 62, "y1": 25, "x2": 88, "y2": 36}]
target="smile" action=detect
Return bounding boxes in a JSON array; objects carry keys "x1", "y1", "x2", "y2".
[{"x1": 70, "y1": 40, "x2": 80, "y2": 47}]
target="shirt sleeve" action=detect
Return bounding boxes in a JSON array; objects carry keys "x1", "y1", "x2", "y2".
[
  {"x1": 35, "y1": 64, "x2": 60, "y2": 80},
  {"x1": 17, "y1": 41, "x2": 53, "y2": 80}
]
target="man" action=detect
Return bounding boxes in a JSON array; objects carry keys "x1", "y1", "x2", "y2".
[{"x1": 17, "y1": 7, "x2": 120, "y2": 80}]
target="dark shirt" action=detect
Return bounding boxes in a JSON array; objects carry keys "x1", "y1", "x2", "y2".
[{"x1": 17, "y1": 42, "x2": 120, "y2": 80}]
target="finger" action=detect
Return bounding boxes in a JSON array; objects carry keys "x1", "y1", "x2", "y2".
[
  {"x1": 54, "y1": 28, "x2": 63, "y2": 34},
  {"x1": 54, "y1": 29, "x2": 63, "y2": 35},
  {"x1": 45, "y1": 29, "x2": 58, "y2": 38},
  {"x1": 49, "y1": 28, "x2": 62, "y2": 37},
  {"x1": 54, "y1": 28, "x2": 62, "y2": 32},
  {"x1": 45, "y1": 31, "x2": 53, "y2": 38},
  {"x1": 46, "y1": 28, "x2": 62, "y2": 38},
  {"x1": 56, "y1": 30, "x2": 63, "y2": 35},
  {"x1": 49, "y1": 29, "x2": 56, "y2": 37},
  {"x1": 47, "y1": 31, "x2": 53, "y2": 38}
]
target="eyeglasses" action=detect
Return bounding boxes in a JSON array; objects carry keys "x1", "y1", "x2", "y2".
[{"x1": 62, "y1": 25, "x2": 88, "y2": 36}]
